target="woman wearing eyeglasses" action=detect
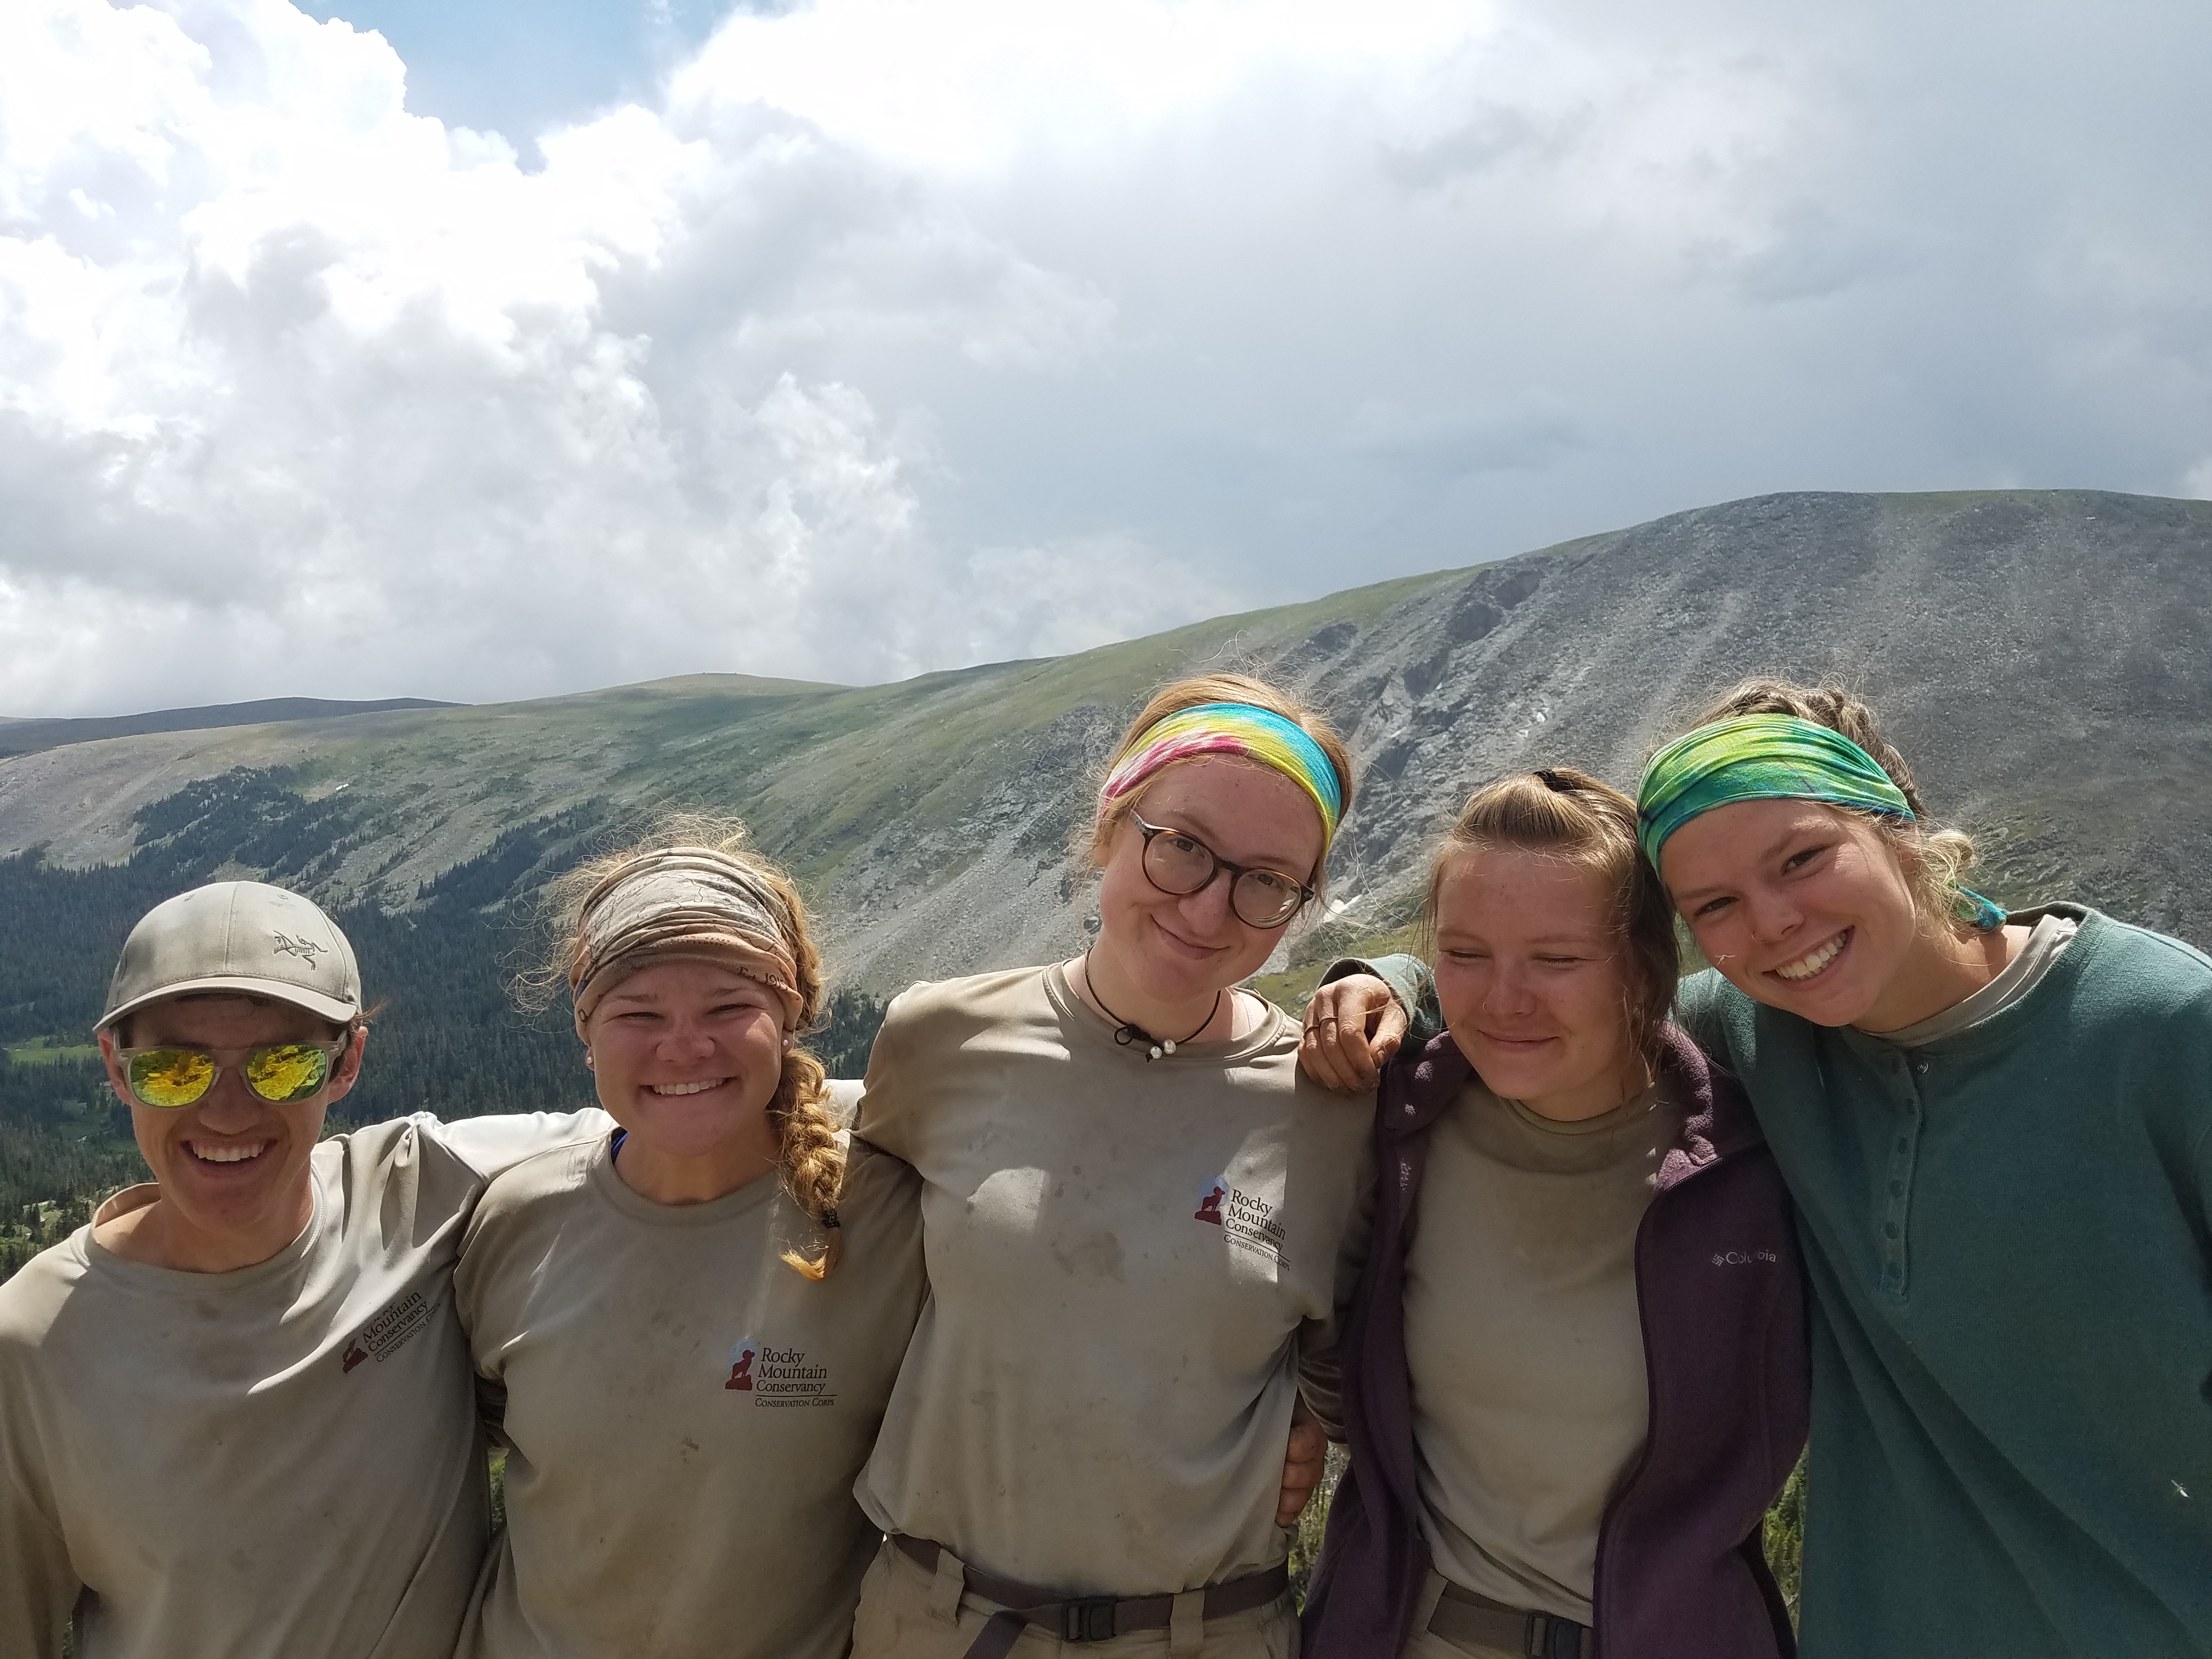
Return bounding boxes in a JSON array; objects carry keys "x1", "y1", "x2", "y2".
[{"x1": 847, "y1": 673, "x2": 1370, "y2": 1659}]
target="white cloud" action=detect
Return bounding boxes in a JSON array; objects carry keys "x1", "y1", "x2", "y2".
[
  {"x1": 0, "y1": 0, "x2": 1132, "y2": 708},
  {"x1": 1, "y1": 0, "x2": 2209, "y2": 714}
]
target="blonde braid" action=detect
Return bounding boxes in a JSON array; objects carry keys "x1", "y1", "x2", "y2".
[
  {"x1": 771, "y1": 1051, "x2": 847, "y2": 1280},
  {"x1": 755, "y1": 854, "x2": 848, "y2": 1280}
]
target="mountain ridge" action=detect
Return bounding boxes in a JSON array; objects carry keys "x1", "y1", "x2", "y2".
[
  {"x1": 0, "y1": 697, "x2": 467, "y2": 759},
  {"x1": 3, "y1": 487, "x2": 2207, "y2": 1025}
]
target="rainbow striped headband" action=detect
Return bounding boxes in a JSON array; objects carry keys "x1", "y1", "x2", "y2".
[{"x1": 1101, "y1": 702, "x2": 1344, "y2": 845}]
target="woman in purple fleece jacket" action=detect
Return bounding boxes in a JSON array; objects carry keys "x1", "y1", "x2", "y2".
[{"x1": 1296, "y1": 769, "x2": 1807, "y2": 1659}]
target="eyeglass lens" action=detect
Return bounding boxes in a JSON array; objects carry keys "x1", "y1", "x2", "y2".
[{"x1": 1141, "y1": 830, "x2": 1305, "y2": 927}]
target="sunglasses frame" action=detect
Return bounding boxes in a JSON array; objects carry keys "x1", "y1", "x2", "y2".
[
  {"x1": 112, "y1": 1040, "x2": 351, "y2": 1110},
  {"x1": 1127, "y1": 810, "x2": 1316, "y2": 930}
]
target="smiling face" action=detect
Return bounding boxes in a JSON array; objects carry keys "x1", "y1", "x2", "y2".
[
  {"x1": 99, "y1": 994, "x2": 361, "y2": 1271},
  {"x1": 585, "y1": 958, "x2": 787, "y2": 1180},
  {"x1": 1431, "y1": 845, "x2": 1646, "y2": 1121},
  {"x1": 1092, "y1": 754, "x2": 1327, "y2": 1010},
  {"x1": 1658, "y1": 797, "x2": 1931, "y2": 1029}
]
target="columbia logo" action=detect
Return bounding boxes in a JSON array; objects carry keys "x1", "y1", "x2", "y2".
[{"x1": 1711, "y1": 1249, "x2": 1779, "y2": 1266}]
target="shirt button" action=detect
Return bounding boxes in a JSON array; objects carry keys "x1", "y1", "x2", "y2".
[
  {"x1": 1889, "y1": 1181, "x2": 1904, "y2": 1196},
  {"x1": 1884, "y1": 1222, "x2": 1901, "y2": 1238},
  {"x1": 1895, "y1": 1138, "x2": 1910, "y2": 1154}
]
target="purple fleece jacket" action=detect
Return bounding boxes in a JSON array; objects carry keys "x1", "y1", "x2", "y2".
[{"x1": 1302, "y1": 1025, "x2": 1809, "y2": 1659}]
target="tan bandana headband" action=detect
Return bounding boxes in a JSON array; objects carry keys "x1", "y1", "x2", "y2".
[{"x1": 569, "y1": 848, "x2": 804, "y2": 1035}]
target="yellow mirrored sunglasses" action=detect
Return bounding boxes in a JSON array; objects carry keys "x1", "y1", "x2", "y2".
[{"x1": 116, "y1": 1041, "x2": 347, "y2": 1109}]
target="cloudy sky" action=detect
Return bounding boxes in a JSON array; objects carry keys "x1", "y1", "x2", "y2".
[{"x1": 4, "y1": 0, "x2": 2209, "y2": 715}]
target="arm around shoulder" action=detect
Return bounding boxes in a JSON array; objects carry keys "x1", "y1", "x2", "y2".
[
  {"x1": 1327, "y1": 953, "x2": 1441, "y2": 1044},
  {"x1": 422, "y1": 1108, "x2": 612, "y2": 1181},
  {"x1": 850, "y1": 985, "x2": 930, "y2": 1161},
  {"x1": 1295, "y1": 1121, "x2": 1380, "y2": 1441}
]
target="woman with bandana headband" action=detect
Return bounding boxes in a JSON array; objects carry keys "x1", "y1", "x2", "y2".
[
  {"x1": 1313, "y1": 678, "x2": 2212, "y2": 1659},
  {"x1": 1638, "y1": 681, "x2": 2212, "y2": 1659},
  {"x1": 453, "y1": 820, "x2": 929, "y2": 1659},
  {"x1": 846, "y1": 672, "x2": 1373, "y2": 1659}
]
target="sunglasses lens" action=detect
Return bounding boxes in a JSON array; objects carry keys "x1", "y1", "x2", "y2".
[
  {"x1": 128, "y1": 1049, "x2": 216, "y2": 1109},
  {"x1": 244, "y1": 1044, "x2": 331, "y2": 1103}
]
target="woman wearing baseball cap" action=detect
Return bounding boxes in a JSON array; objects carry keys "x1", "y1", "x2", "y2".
[
  {"x1": 0, "y1": 881, "x2": 605, "y2": 1659},
  {"x1": 846, "y1": 672, "x2": 1371, "y2": 1659},
  {"x1": 452, "y1": 821, "x2": 927, "y2": 1659}
]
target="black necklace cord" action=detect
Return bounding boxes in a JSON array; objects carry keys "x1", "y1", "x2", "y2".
[{"x1": 1080, "y1": 957, "x2": 1223, "y2": 1060}]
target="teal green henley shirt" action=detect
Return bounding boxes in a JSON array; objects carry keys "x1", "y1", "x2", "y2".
[{"x1": 1676, "y1": 904, "x2": 2212, "y2": 1656}]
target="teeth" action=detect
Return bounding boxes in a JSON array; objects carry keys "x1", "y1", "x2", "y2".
[
  {"x1": 648, "y1": 1079, "x2": 729, "y2": 1097},
  {"x1": 1774, "y1": 933, "x2": 1846, "y2": 981},
  {"x1": 191, "y1": 1142, "x2": 266, "y2": 1164}
]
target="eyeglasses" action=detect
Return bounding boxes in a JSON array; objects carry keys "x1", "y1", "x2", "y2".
[
  {"x1": 114, "y1": 1042, "x2": 347, "y2": 1110},
  {"x1": 1129, "y1": 811, "x2": 1315, "y2": 930}
]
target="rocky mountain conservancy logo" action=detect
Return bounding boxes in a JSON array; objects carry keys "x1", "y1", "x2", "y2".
[
  {"x1": 726, "y1": 1336, "x2": 837, "y2": 1408},
  {"x1": 1195, "y1": 1174, "x2": 1289, "y2": 1268},
  {"x1": 1194, "y1": 1176, "x2": 1228, "y2": 1226},
  {"x1": 270, "y1": 931, "x2": 326, "y2": 966},
  {"x1": 340, "y1": 1290, "x2": 430, "y2": 1373}
]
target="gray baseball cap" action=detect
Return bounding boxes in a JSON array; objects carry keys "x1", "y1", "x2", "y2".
[{"x1": 99, "y1": 881, "x2": 362, "y2": 1032}]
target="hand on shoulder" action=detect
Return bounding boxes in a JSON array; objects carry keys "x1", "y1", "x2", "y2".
[{"x1": 1299, "y1": 974, "x2": 1406, "y2": 1092}]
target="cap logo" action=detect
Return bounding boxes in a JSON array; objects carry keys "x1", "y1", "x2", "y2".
[{"x1": 270, "y1": 932, "x2": 327, "y2": 966}]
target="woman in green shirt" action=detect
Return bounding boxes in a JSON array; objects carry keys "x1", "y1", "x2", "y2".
[
  {"x1": 1635, "y1": 679, "x2": 2212, "y2": 1657},
  {"x1": 1316, "y1": 678, "x2": 2212, "y2": 1657}
]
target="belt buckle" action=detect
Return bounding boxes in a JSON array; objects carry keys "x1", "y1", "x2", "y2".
[
  {"x1": 1062, "y1": 1598, "x2": 1118, "y2": 1642},
  {"x1": 1527, "y1": 1613, "x2": 1583, "y2": 1659}
]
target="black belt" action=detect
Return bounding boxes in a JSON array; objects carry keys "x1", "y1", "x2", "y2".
[
  {"x1": 891, "y1": 1534, "x2": 1289, "y2": 1658},
  {"x1": 1428, "y1": 1581, "x2": 1592, "y2": 1659}
]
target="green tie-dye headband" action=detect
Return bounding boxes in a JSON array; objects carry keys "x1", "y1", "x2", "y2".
[{"x1": 1636, "y1": 714, "x2": 2005, "y2": 930}]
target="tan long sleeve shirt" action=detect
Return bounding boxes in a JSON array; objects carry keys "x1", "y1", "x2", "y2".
[
  {"x1": 0, "y1": 1110, "x2": 605, "y2": 1659},
  {"x1": 453, "y1": 1132, "x2": 927, "y2": 1659},
  {"x1": 852, "y1": 964, "x2": 1372, "y2": 1598}
]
